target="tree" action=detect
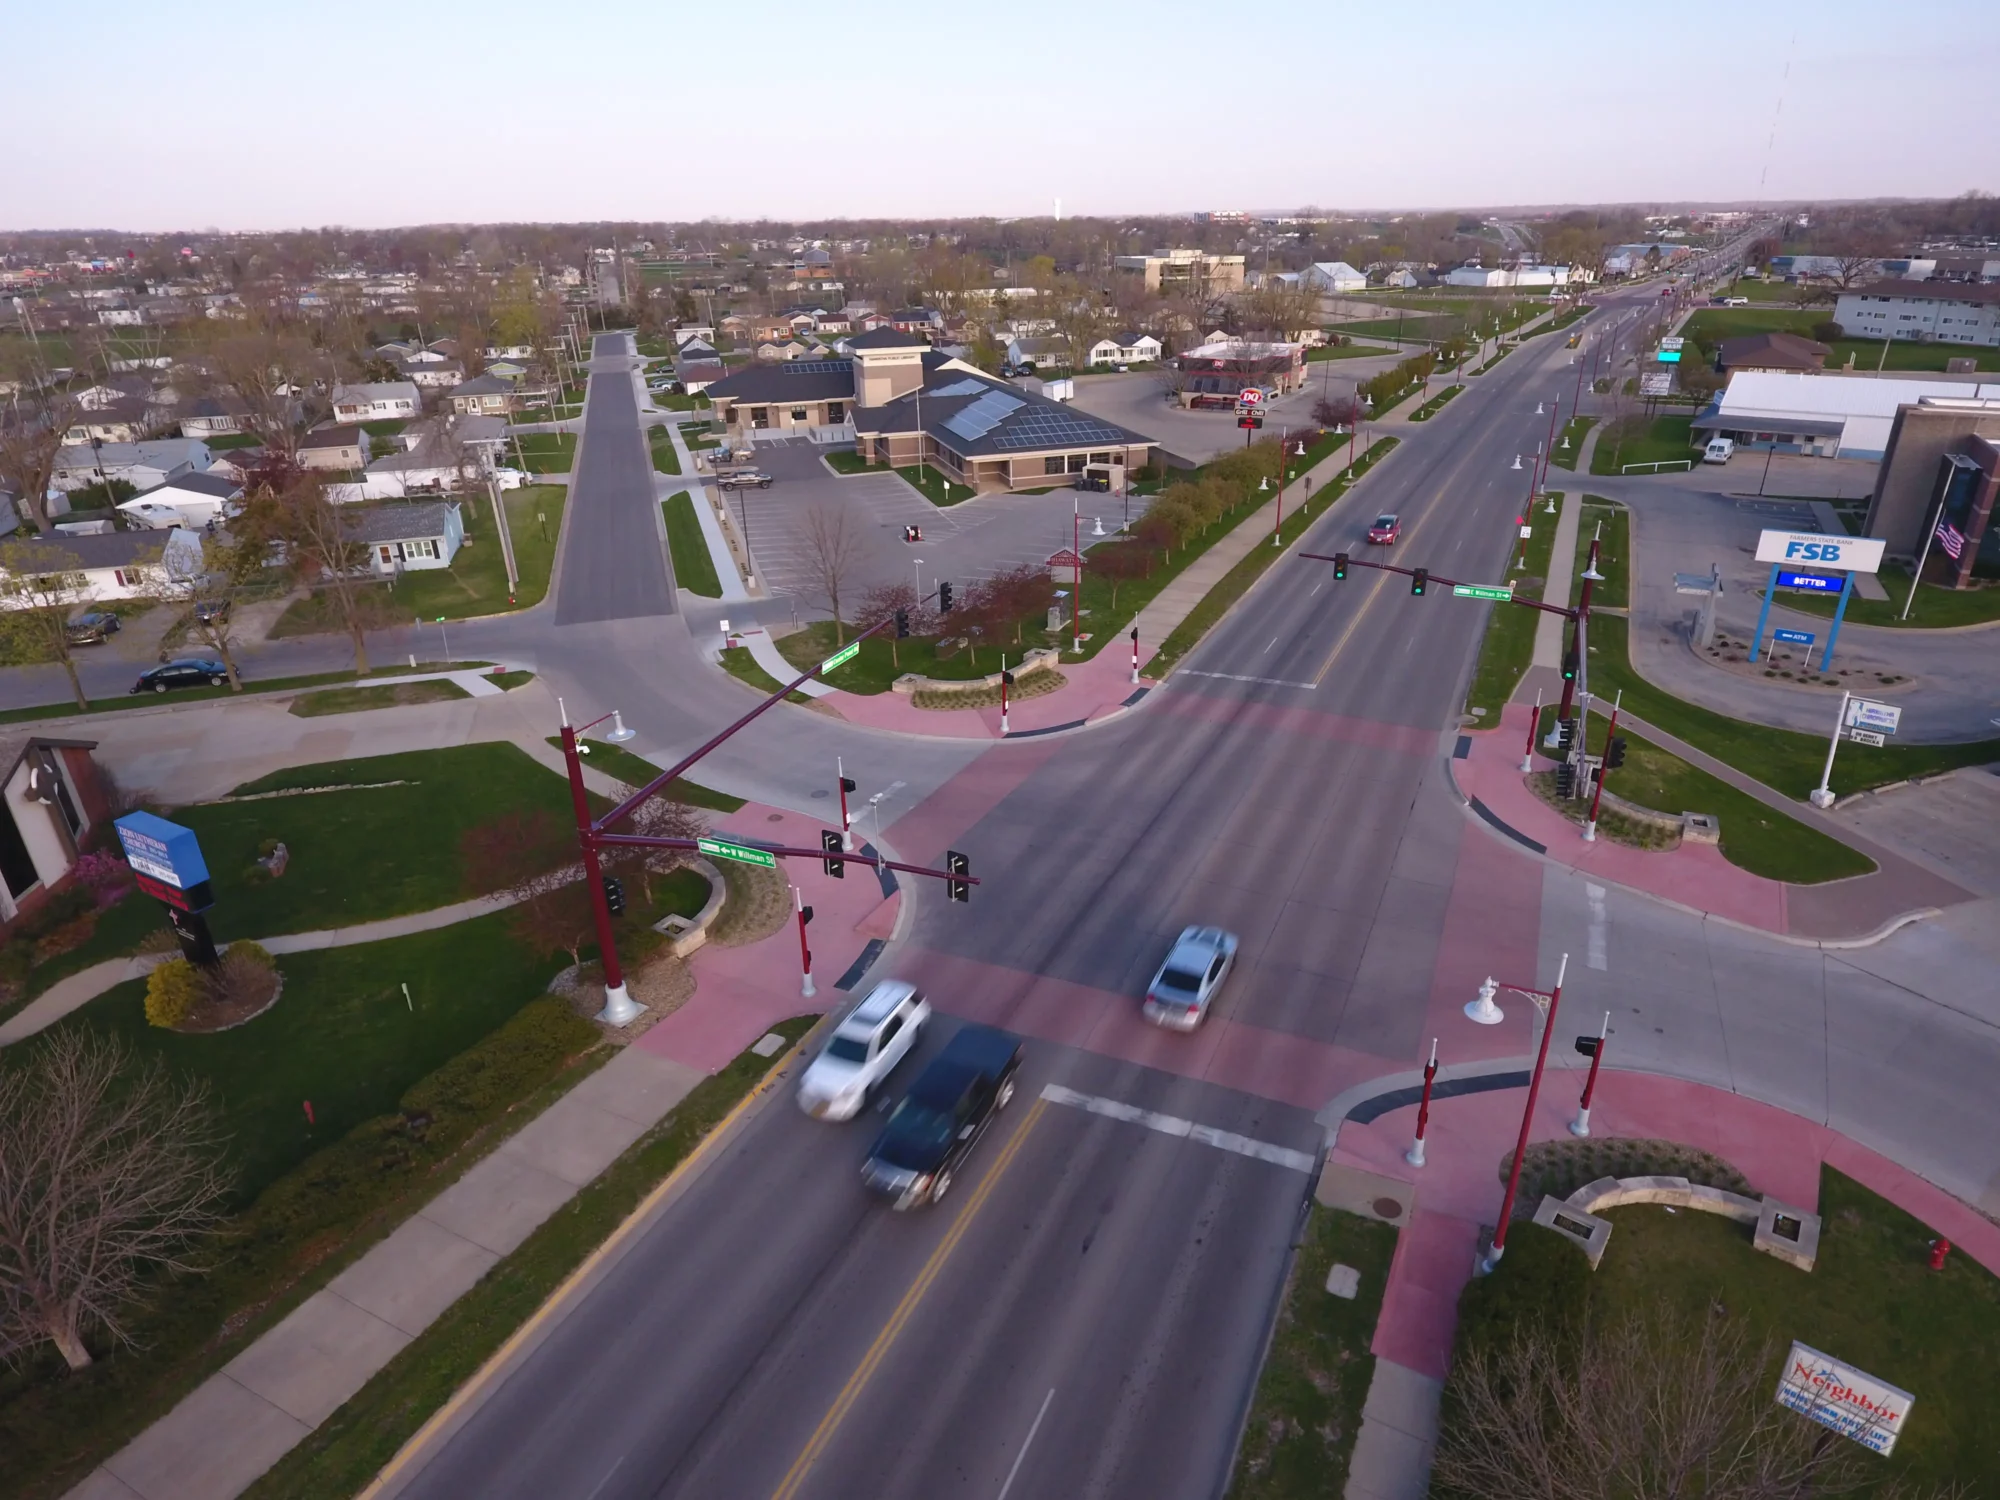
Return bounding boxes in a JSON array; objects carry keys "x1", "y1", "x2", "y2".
[
  {"x1": 268, "y1": 473, "x2": 396, "y2": 673},
  {"x1": 1433, "y1": 1297, "x2": 1961, "y2": 1500},
  {"x1": 193, "y1": 315, "x2": 317, "y2": 460},
  {"x1": 1313, "y1": 394, "x2": 1363, "y2": 431},
  {"x1": 0, "y1": 1029, "x2": 231, "y2": 1371},
  {"x1": 800, "y1": 504, "x2": 862, "y2": 645},
  {"x1": 0, "y1": 391, "x2": 83, "y2": 533},
  {"x1": 0, "y1": 540, "x2": 150, "y2": 709},
  {"x1": 1090, "y1": 542, "x2": 1151, "y2": 611},
  {"x1": 857, "y1": 580, "x2": 925, "y2": 670},
  {"x1": 978, "y1": 562, "x2": 1054, "y2": 646},
  {"x1": 606, "y1": 798, "x2": 708, "y2": 908},
  {"x1": 148, "y1": 502, "x2": 279, "y2": 691},
  {"x1": 1240, "y1": 279, "x2": 1322, "y2": 342},
  {"x1": 460, "y1": 809, "x2": 595, "y2": 966}
]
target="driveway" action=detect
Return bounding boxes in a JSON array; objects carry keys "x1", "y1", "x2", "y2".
[
  {"x1": 722, "y1": 440, "x2": 1154, "y2": 620},
  {"x1": 1067, "y1": 359, "x2": 1407, "y2": 466}
]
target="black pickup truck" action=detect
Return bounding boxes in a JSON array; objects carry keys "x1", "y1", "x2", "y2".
[{"x1": 861, "y1": 1024, "x2": 1022, "y2": 1208}]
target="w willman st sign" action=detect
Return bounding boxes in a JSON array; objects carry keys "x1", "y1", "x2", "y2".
[{"x1": 1774, "y1": 1342, "x2": 1915, "y2": 1455}]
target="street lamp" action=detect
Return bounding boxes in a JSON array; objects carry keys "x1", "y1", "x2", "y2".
[{"x1": 1467, "y1": 954, "x2": 1571, "y2": 1273}]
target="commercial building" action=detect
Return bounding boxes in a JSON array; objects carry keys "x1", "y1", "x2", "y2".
[
  {"x1": 1443, "y1": 264, "x2": 1577, "y2": 289},
  {"x1": 1692, "y1": 371, "x2": 2000, "y2": 460},
  {"x1": 1832, "y1": 280, "x2": 2000, "y2": 348},
  {"x1": 1863, "y1": 399, "x2": 2000, "y2": 585},
  {"x1": 0, "y1": 734, "x2": 115, "y2": 932},
  {"x1": 1169, "y1": 339, "x2": 1307, "y2": 408},
  {"x1": 1716, "y1": 332, "x2": 1829, "y2": 375},
  {"x1": 1112, "y1": 249, "x2": 1247, "y2": 295}
]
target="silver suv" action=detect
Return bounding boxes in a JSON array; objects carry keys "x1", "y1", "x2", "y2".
[{"x1": 797, "y1": 980, "x2": 931, "y2": 1120}]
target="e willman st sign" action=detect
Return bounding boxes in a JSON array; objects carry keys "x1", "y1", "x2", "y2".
[{"x1": 1774, "y1": 1341, "x2": 1915, "y2": 1456}]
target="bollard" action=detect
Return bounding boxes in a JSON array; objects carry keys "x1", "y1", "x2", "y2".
[{"x1": 1929, "y1": 1237, "x2": 1951, "y2": 1271}]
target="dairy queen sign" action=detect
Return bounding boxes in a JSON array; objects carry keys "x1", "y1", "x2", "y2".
[{"x1": 1775, "y1": 1341, "x2": 1915, "y2": 1455}]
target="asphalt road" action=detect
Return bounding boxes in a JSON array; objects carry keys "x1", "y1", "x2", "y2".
[{"x1": 555, "y1": 333, "x2": 677, "y2": 624}]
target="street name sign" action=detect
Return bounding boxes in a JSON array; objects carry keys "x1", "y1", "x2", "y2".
[
  {"x1": 697, "y1": 837, "x2": 777, "y2": 869},
  {"x1": 1452, "y1": 583, "x2": 1515, "y2": 601},
  {"x1": 1755, "y1": 530, "x2": 1886, "y2": 574},
  {"x1": 1773, "y1": 628, "x2": 1815, "y2": 645},
  {"x1": 1848, "y1": 728, "x2": 1887, "y2": 747},
  {"x1": 819, "y1": 641, "x2": 860, "y2": 673},
  {"x1": 1846, "y1": 699, "x2": 1902, "y2": 734},
  {"x1": 1774, "y1": 1341, "x2": 1914, "y2": 1455}
]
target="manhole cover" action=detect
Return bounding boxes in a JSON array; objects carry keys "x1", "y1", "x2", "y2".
[
  {"x1": 1372, "y1": 1197, "x2": 1404, "y2": 1220},
  {"x1": 767, "y1": 813, "x2": 784, "y2": 822},
  {"x1": 810, "y1": 789, "x2": 829, "y2": 799}
]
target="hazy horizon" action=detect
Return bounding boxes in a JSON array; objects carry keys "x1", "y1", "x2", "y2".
[{"x1": 10, "y1": 0, "x2": 1996, "y2": 235}]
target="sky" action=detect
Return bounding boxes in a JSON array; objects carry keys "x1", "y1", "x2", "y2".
[{"x1": 9, "y1": 0, "x2": 1998, "y2": 232}]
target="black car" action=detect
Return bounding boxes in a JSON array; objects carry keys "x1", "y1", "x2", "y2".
[
  {"x1": 64, "y1": 611, "x2": 121, "y2": 645},
  {"x1": 132, "y1": 658, "x2": 229, "y2": 694},
  {"x1": 862, "y1": 1024, "x2": 1022, "y2": 1208}
]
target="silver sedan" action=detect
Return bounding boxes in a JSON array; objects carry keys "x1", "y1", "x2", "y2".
[{"x1": 1143, "y1": 926, "x2": 1239, "y2": 1030}]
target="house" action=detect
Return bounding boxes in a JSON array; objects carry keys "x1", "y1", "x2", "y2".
[
  {"x1": 396, "y1": 356, "x2": 464, "y2": 390},
  {"x1": 330, "y1": 381, "x2": 422, "y2": 424},
  {"x1": 750, "y1": 317, "x2": 791, "y2": 344},
  {"x1": 447, "y1": 372, "x2": 517, "y2": 417},
  {"x1": 676, "y1": 337, "x2": 719, "y2": 359},
  {"x1": 51, "y1": 438, "x2": 212, "y2": 493},
  {"x1": 0, "y1": 527, "x2": 204, "y2": 604},
  {"x1": 357, "y1": 417, "x2": 494, "y2": 499},
  {"x1": 674, "y1": 359, "x2": 725, "y2": 395},
  {"x1": 64, "y1": 399, "x2": 161, "y2": 446},
  {"x1": 1170, "y1": 340, "x2": 1308, "y2": 407},
  {"x1": 718, "y1": 313, "x2": 751, "y2": 340},
  {"x1": 177, "y1": 394, "x2": 248, "y2": 439},
  {"x1": 118, "y1": 471, "x2": 241, "y2": 530},
  {"x1": 348, "y1": 501, "x2": 464, "y2": 575},
  {"x1": 813, "y1": 310, "x2": 853, "y2": 334},
  {"x1": 672, "y1": 324, "x2": 716, "y2": 346},
  {"x1": 1304, "y1": 261, "x2": 1369, "y2": 294},
  {"x1": 299, "y1": 424, "x2": 372, "y2": 472},
  {"x1": 889, "y1": 308, "x2": 943, "y2": 334},
  {"x1": 1005, "y1": 335, "x2": 1071, "y2": 371},
  {"x1": 206, "y1": 447, "x2": 265, "y2": 485},
  {"x1": 1833, "y1": 280, "x2": 2000, "y2": 349},
  {"x1": 1085, "y1": 332, "x2": 1164, "y2": 367},
  {"x1": 1716, "y1": 332, "x2": 1831, "y2": 375},
  {"x1": 0, "y1": 734, "x2": 116, "y2": 931}
]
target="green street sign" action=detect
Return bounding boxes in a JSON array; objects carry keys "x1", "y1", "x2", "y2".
[
  {"x1": 820, "y1": 641, "x2": 860, "y2": 674},
  {"x1": 697, "y1": 836, "x2": 776, "y2": 869},
  {"x1": 1453, "y1": 583, "x2": 1515, "y2": 601}
]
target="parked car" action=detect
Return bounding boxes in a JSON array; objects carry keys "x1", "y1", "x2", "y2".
[
  {"x1": 1143, "y1": 926, "x2": 1239, "y2": 1030},
  {"x1": 797, "y1": 981, "x2": 931, "y2": 1121},
  {"x1": 1367, "y1": 513, "x2": 1403, "y2": 545},
  {"x1": 1704, "y1": 437, "x2": 1735, "y2": 465},
  {"x1": 861, "y1": 1024, "x2": 1022, "y2": 1208},
  {"x1": 716, "y1": 470, "x2": 773, "y2": 491},
  {"x1": 132, "y1": 658, "x2": 228, "y2": 693},
  {"x1": 64, "y1": 611, "x2": 121, "y2": 645},
  {"x1": 193, "y1": 599, "x2": 231, "y2": 624}
]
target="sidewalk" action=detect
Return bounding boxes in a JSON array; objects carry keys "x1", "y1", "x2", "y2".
[
  {"x1": 63, "y1": 796, "x2": 885, "y2": 1500},
  {"x1": 653, "y1": 417, "x2": 754, "y2": 604},
  {"x1": 1329, "y1": 1069, "x2": 2000, "y2": 1500}
]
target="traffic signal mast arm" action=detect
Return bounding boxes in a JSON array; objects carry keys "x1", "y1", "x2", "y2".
[
  {"x1": 592, "y1": 832, "x2": 980, "y2": 889},
  {"x1": 1300, "y1": 551, "x2": 1579, "y2": 621}
]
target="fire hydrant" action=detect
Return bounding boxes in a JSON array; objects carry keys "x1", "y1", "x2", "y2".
[{"x1": 1928, "y1": 1237, "x2": 1951, "y2": 1271}]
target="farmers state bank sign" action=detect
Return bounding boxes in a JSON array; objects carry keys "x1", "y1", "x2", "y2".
[{"x1": 1775, "y1": 1341, "x2": 1915, "y2": 1455}]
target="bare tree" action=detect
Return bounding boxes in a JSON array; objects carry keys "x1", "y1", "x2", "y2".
[
  {"x1": 0, "y1": 391, "x2": 84, "y2": 533},
  {"x1": 146, "y1": 504, "x2": 277, "y2": 691},
  {"x1": 1434, "y1": 1299, "x2": 1960, "y2": 1500},
  {"x1": 0, "y1": 540, "x2": 152, "y2": 709},
  {"x1": 1312, "y1": 394, "x2": 1363, "y2": 431},
  {"x1": 607, "y1": 798, "x2": 708, "y2": 907},
  {"x1": 268, "y1": 474, "x2": 395, "y2": 673},
  {"x1": 799, "y1": 504, "x2": 862, "y2": 645},
  {"x1": 0, "y1": 1029, "x2": 232, "y2": 1371},
  {"x1": 195, "y1": 315, "x2": 314, "y2": 460},
  {"x1": 858, "y1": 579, "x2": 924, "y2": 670},
  {"x1": 459, "y1": 809, "x2": 596, "y2": 965}
]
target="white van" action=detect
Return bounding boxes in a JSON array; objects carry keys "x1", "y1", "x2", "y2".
[{"x1": 1703, "y1": 437, "x2": 1735, "y2": 465}]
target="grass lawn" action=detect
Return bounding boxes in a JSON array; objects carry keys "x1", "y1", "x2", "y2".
[
  {"x1": 546, "y1": 735, "x2": 745, "y2": 811},
  {"x1": 772, "y1": 619, "x2": 1029, "y2": 691},
  {"x1": 1775, "y1": 564, "x2": 2000, "y2": 628},
  {"x1": 237, "y1": 1018, "x2": 817, "y2": 1500},
  {"x1": 1304, "y1": 343, "x2": 1388, "y2": 361},
  {"x1": 288, "y1": 679, "x2": 468, "y2": 717},
  {"x1": 1407, "y1": 384, "x2": 1464, "y2": 422},
  {"x1": 1227, "y1": 1209, "x2": 1398, "y2": 1500},
  {"x1": 1548, "y1": 415, "x2": 1595, "y2": 470},
  {"x1": 1470, "y1": 347, "x2": 1511, "y2": 375},
  {"x1": 1591, "y1": 414, "x2": 1696, "y2": 475},
  {"x1": 719, "y1": 645, "x2": 814, "y2": 703},
  {"x1": 663, "y1": 493, "x2": 721, "y2": 597},
  {"x1": 1334, "y1": 316, "x2": 1450, "y2": 342},
  {"x1": 1824, "y1": 339, "x2": 2000, "y2": 374},
  {"x1": 822, "y1": 448, "x2": 870, "y2": 475},
  {"x1": 1573, "y1": 496, "x2": 1629, "y2": 608},
  {"x1": 895, "y1": 464, "x2": 976, "y2": 506},
  {"x1": 512, "y1": 432, "x2": 576, "y2": 475},
  {"x1": 1680, "y1": 306, "x2": 1822, "y2": 345},
  {"x1": 649, "y1": 427, "x2": 681, "y2": 475},
  {"x1": 1583, "y1": 614, "x2": 2000, "y2": 799},
  {"x1": 203, "y1": 432, "x2": 262, "y2": 450},
  {"x1": 1463, "y1": 493, "x2": 1563, "y2": 718},
  {"x1": 1446, "y1": 1168, "x2": 2000, "y2": 1496},
  {"x1": 360, "y1": 419, "x2": 409, "y2": 440},
  {"x1": 0, "y1": 660, "x2": 485, "y2": 731}
]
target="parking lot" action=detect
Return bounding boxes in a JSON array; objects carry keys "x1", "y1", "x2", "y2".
[
  {"x1": 719, "y1": 440, "x2": 1154, "y2": 617},
  {"x1": 1064, "y1": 358, "x2": 1405, "y2": 465}
]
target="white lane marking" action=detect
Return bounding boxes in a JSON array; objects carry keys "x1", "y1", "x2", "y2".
[
  {"x1": 1180, "y1": 670, "x2": 1317, "y2": 690},
  {"x1": 1586, "y1": 882, "x2": 1609, "y2": 971},
  {"x1": 1040, "y1": 1085, "x2": 1317, "y2": 1173},
  {"x1": 1310, "y1": 581, "x2": 1324, "y2": 597},
  {"x1": 585, "y1": 1456, "x2": 626, "y2": 1500},
  {"x1": 1265, "y1": 636, "x2": 1279, "y2": 653},
  {"x1": 996, "y1": 1387, "x2": 1056, "y2": 1500}
]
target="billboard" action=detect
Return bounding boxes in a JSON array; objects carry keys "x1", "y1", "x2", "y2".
[
  {"x1": 1638, "y1": 371, "x2": 1675, "y2": 396},
  {"x1": 1774, "y1": 1342, "x2": 1915, "y2": 1455},
  {"x1": 1754, "y1": 530, "x2": 1886, "y2": 575},
  {"x1": 114, "y1": 812, "x2": 214, "y2": 912}
]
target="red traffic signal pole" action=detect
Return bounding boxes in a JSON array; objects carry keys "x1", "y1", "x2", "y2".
[
  {"x1": 793, "y1": 886, "x2": 815, "y2": 999},
  {"x1": 1406, "y1": 1037, "x2": 1439, "y2": 1168},
  {"x1": 1571, "y1": 1010, "x2": 1611, "y2": 1137},
  {"x1": 1129, "y1": 627, "x2": 1140, "y2": 685},
  {"x1": 560, "y1": 723, "x2": 635, "y2": 1022},
  {"x1": 1583, "y1": 688, "x2": 1623, "y2": 843},
  {"x1": 1520, "y1": 687, "x2": 1542, "y2": 773},
  {"x1": 1480, "y1": 953, "x2": 1569, "y2": 1273},
  {"x1": 836, "y1": 758, "x2": 854, "y2": 851}
]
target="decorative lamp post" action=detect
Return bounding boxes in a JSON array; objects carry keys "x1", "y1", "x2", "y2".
[{"x1": 1467, "y1": 954, "x2": 1571, "y2": 1273}]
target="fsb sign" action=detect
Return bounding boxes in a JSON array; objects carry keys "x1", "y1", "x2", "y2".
[{"x1": 1754, "y1": 530, "x2": 1886, "y2": 574}]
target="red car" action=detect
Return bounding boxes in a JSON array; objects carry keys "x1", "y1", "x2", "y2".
[{"x1": 1367, "y1": 513, "x2": 1402, "y2": 545}]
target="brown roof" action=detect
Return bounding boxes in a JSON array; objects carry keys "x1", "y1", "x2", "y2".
[
  {"x1": 302, "y1": 424, "x2": 365, "y2": 449},
  {"x1": 1716, "y1": 331, "x2": 1829, "y2": 373},
  {"x1": 1850, "y1": 278, "x2": 2000, "y2": 306}
]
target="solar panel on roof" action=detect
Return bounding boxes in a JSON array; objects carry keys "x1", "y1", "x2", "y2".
[
  {"x1": 928, "y1": 378, "x2": 989, "y2": 398},
  {"x1": 941, "y1": 390, "x2": 1026, "y2": 443},
  {"x1": 781, "y1": 360, "x2": 851, "y2": 376},
  {"x1": 990, "y1": 411, "x2": 1127, "y2": 450}
]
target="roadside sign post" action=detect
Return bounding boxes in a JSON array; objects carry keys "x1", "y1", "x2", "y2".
[{"x1": 1811, "y1": 692, "x2": 1851, "y2": 809}]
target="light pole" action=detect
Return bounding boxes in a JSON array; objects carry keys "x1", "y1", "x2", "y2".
[
  {"x1": 913, "y1": 557, "x2": 925, "y2": 603},
  {"x1": 1466, "y1": 953, "x2": 1571, "y2": 1273}
]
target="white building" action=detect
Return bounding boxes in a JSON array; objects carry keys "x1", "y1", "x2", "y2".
[
  {"x1": 50, "y1": 438, "x2": 212, "y2": 493},
  {"x1": 1692, "y1": 371, "x2": 2000, "y2": 460},
  {"x1": 0, "y1": 527, "x2": 205, "y2": 605},
  {"x1": 118, "y1": 472, "x2": 242, "y2": 530},
  {"x1": 1444, "y1": 264, "x2": 1576, "y2": 289},
  {"x1": 1304, "y1": 261, "x2": 1368, "y2": 293},
  {"x1": 330, "y1": 381, "x2": 422, "y2": 424},
  {"x1": 1085, "y1": 332, "x2": 1164, "y2": 367},
  {"x1": 1833, "y1": 281, "x2": 2000, "y2": 349}
]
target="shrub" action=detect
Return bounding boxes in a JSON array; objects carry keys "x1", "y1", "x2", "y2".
[
  {"x1": 145, "y1": 958, "x2": 202, "y2": 1029},
  {"x1": 32, "y1": 912, "x2": 99, "y2": 964},
  {"x1": 1812, "y1": 320, "x2": 1843, "y2": 343}
]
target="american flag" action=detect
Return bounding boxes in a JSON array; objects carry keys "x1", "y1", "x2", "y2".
[{"x1": 1935, "y1": 517, "x2": 1965, "y2": 561}]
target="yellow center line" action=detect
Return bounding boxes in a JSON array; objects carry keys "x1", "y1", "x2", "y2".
[{"x1": 769, "y1": 1096, "x2": 1048, "y2": 1500}]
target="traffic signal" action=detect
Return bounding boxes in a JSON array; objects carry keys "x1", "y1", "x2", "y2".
[
  {"x1": 1332, "y1": 552, "x2": 1348, "y2": 579},
  {"x1": 821, "y1": 829, "x2": 844, "y2": 878},
  {"x1": 1001, "y1": 669, "x2": 1015, "y2": 686},
  {"x1": 840, "y1": 775, "x2": 857, "y2": 794},
  {"x1": 1555, "y1": 764, "x2": 1577, "y2": 799},
  {"x1": 1574, "y1": 1035, "x2": 1601, "y2": 1058},
  {"x1": 799, "y1": 905, "x2": 814, "y2": 926},
  {"x1": 895, "y1": 608, "x2": 910, "y2": 638},
  {"x1": 938, "y1": 580, "x2": 954, "y2": 613},
  {"x1": 1556, "y1": 718, "x2": 1577, "y2": 753},
  {"x1": 945, "y1": 849, "x2": 970, "y2": 903},
  {"x1": 1604, "y1": 736, "x2": 1627, "y2": 771},
  {"x1": 1561, "y1": 644, "x2": 1579, "y2": 682},
  {"x1": 602, "y1": 875, "x2": 626, "y2": 916},
  {"x1": 1410, "y1": 568, "x2": 1429, "y2": 597}
]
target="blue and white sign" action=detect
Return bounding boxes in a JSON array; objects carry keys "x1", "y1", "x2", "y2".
[
  {"x1": 113, "y1": 812, "x2": 211, "y2": 890},
  {"x1": 1776, "y1": 570, "x2": 1841, "y2": 592},
  {"x1": 1846, "y1": 699, "x2": 1902, "y2": 735},
  {"x1": 1773, "y1": 628, "x2": 1815, "y2": 645},
  {"x1": 1754, "y1": 530, "x2": 1886, "y2": 574}
]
